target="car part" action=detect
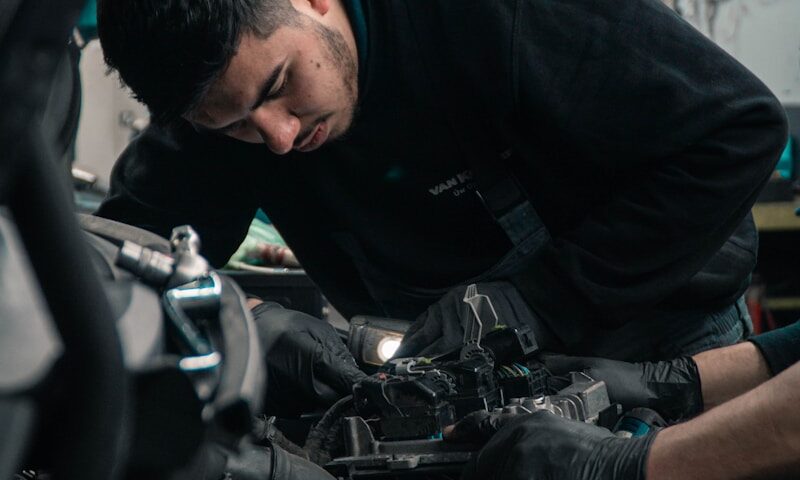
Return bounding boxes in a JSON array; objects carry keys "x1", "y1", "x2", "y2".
[{"x1": 323, "y1": 285, "x2": 619, "y2": 479}]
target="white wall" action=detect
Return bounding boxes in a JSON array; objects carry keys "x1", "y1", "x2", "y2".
[
  {"x1": 74, "y1": 40, "x2": 149, "y2": 191},
  {"x1": 673, "y1": 0, "x2": 800, "y2": 106}
]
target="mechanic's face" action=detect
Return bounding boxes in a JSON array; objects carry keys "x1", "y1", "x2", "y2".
[{"x1": 188, "y1": 3, "x2": 357, "y2": 154}]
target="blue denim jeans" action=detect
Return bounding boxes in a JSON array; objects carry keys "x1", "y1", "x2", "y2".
[
  {"x1": 654, "y1": 296, "x2": 753, "y2": 359},
  {"x1": 563, "y1": 296, "x2": 753, "y2": 363}
]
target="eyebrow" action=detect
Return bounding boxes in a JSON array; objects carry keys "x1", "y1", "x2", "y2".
[{"x1": 197, "y1": 61, "x2": 285, "y2": 135}]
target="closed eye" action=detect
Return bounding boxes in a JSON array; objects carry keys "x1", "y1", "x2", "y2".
[
  {"x1": 251, "y1": 63, "x2": 289, "y2": 109},
  {"x1": 195, "y1": 62, "x2": 289, "y2": 136},
  {"x1": 217, "y1": 119, "x2": 247, "y2": 135},
  {"x1": 266, "y1": 72, "x2": 289, "y2": 101}
]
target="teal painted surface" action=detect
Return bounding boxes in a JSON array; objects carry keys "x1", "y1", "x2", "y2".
[
  {"x1": 77, "y1": 0, "x2": 98, "y2": 40},
  {"x1": 776, "y1": 138, "x2": 794, "y2": 179}
]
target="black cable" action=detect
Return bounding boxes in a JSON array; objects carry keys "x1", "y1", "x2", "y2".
[{"x1": 304, "y1": 395, "x2": 355, "y2": 465}]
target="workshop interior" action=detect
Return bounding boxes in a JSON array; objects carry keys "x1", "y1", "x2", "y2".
[{"x1": 2, "y1": 0, "x2": 800, "y2": 479}]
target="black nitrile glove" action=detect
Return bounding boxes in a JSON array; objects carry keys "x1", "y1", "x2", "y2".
[
  {"x1": 172, "y1": 440, "x2": 333, "y2": 480},
  {"x1": 395, "y1": 281, "x2": 543, "y2": 358},
  {"x1": 448, "y1": 410, "x2": 656, "y2": 480},
  {"x1": 223, "y1": 441, "x2": 334, "y2": 480},
  {"x1": 541, "y1": 353, "x2": 703, "y2": 421},
  {"x1": 252, "y1": 302, "x2": 367, "y2": 416}
]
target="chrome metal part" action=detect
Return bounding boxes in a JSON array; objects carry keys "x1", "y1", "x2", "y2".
[
  {"x1": 117, "y1": 240, "x2": 175, "y2": 286},
  {"x1": 162, "y1": 272, "x2": 222, "y2": 360}
]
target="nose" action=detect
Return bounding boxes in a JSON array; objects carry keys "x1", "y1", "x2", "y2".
[{"x1": 249, "y1": 105, "x2": 301, "y2": 154}]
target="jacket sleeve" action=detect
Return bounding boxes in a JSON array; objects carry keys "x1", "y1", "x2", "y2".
[
  {"x1": 95, "y1": 121, "x2": 260, "y2": 267},
  {"x1": 750, "y1": 319, "x2": 800, "y2": 376},
  {"x1": 510, "y1": 0, "x2": 788, "y2": 327}
]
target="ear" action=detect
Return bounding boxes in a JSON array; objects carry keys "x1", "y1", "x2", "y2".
[{"x1": 292, "y1": 0, "x2": 330, "y2": 16}]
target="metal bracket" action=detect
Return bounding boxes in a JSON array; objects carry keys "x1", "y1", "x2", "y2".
[{"x1": 460, "y1": 284, "x2": 499, "y2": 360}]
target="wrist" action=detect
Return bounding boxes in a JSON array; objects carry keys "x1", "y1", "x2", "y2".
[
  {"x1": 645, "y1": 357, "x2": 703, "y2": 421},
  {"x1": 645, "y1": 427, "x2": 676, "y2": 480},
  {"x1": 594, "y1": 433, "x2": 658, "y2": 480}
]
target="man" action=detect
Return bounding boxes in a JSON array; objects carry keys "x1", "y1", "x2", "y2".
[
  {"x1": 95, "y1": 0, "x2": 787, "y2": 409},
  {"x1": 447, "y1": 319, "x2": 800, "y2": 479}
]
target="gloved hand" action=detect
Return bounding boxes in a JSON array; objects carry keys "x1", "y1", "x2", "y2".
[
  {"x1": 394, "y1": 281, "x2": 542, "y2": 358},
  {"x1": 171, "y1": 439, "x2": 334, "y2": 480},
  {"x1": 541, "y1": 353, "x2": 703, "y2": 421},
  {"x1": 222, "y1": 441, "x2": 335, "y2": 480},
  {"x1": 446, "y1": 410, "x2": 656, "y2": 480},
  {"x1": 251, "y1": 302, "x2": 367, "y2": 416}
]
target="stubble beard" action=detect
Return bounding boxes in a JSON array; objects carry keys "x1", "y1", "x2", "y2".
[{"x1": 307, "y1": 16, "x2": 359, "y2": 140}]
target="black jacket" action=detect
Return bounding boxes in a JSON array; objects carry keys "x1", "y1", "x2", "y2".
[{"x1": 97, "y1": 0, "x2": 787, "y2": 331}]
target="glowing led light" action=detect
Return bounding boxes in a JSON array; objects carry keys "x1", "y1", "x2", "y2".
[{"x1": 377, "y1": 337, "x2": 402, "y2": 362}]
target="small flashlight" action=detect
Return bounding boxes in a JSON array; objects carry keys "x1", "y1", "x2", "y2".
[
  {"x1": 347, "y1": 316, "x2": 409, "y2": 366},
  {"x1": 377, "y1": 337, "x2": 402, "y2": 362}
]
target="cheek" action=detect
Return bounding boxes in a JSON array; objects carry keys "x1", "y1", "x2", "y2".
[
  {"x1": 293, "y1": 62, "x2": 342, "y2": 106},
  {"x1": 293, "y1": 79, "x2": 325, "y2": 108}
]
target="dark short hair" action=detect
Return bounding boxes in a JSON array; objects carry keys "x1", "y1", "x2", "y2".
[{"x1": 97, "y1": 0, "x2": 298, "y2": 125}]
